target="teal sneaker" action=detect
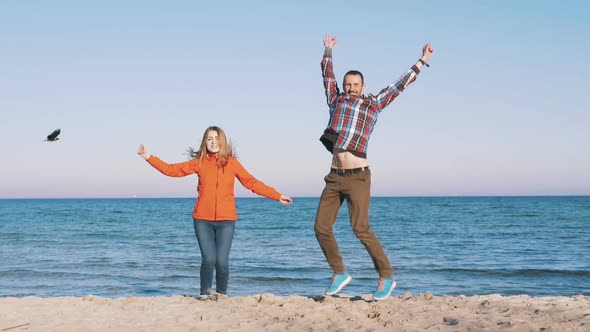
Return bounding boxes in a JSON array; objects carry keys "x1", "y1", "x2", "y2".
[
  {"x1": 325, "y1": 272, "x2": 352, "y2": 295},
  {"x1": 372, "y1": 278, "x2": 396, "y2": 300}
]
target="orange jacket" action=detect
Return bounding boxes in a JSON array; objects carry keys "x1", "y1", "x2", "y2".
[{"x1": 146, "y1": 154, "x2": 282, "y2": 221}]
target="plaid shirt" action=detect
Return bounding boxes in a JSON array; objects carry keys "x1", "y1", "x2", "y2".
[{"x1": 320, "y1": 48, "x2": 420, "y2": 158}]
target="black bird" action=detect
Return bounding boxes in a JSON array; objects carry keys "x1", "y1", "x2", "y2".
[{"x1": 45, "y1": 129, "x2": 61, "y2": 142}]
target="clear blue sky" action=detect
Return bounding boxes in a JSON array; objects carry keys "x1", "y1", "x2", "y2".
[{"x1": 1, "y1": 0, "x2": 588, "y2": 198}]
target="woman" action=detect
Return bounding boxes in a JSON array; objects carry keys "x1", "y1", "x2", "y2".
[{"x1": 137, "y1": 126, "x2": 292, "y2": 298}]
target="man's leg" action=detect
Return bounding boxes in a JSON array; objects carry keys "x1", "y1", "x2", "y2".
[
  {"x1": 345, "y1": 169, "x2": 393, "y2": 279},
  {"x1": 314, "y1": 172, "x2": 346, "y2": 274},
  {"x1": 315, "y1": 172, "x2": 352, "y2": 295}
]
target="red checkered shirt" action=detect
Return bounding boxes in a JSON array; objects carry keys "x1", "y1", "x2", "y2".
[{"x1": 320, "y1": 48, "x2": 421, "y2": 158}]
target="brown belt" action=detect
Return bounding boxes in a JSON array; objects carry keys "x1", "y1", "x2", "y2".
[{"x1": 330, "y1": 166, "x2": 369, "y2": 175}]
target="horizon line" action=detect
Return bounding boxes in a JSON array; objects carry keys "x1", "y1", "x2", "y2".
[{"x1": 1, "y1": 194, "x2": 589, "y2": 200}]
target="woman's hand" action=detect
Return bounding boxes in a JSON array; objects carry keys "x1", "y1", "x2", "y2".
[
  {"x1": 279, "y1": 195, "x2": 293, "y2": 206},
  {"x1": 137, "y1": 144, "x2": 151, "y2": 160}
]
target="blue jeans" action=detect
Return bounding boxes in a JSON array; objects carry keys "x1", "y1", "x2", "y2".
[{"x1": 193, "y1": 219, "x2": 236, "y2": 295}]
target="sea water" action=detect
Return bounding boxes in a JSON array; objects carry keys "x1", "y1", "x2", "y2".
[{"x1": 1, "y1": 196, "x2": 589, "y2": 298}]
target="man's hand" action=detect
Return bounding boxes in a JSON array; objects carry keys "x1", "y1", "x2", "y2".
[
  {"x1": 421, "y1": 43, "x2": 434, "y2": 63},
  {"x1": 323, "y1": 34, "x2": 337, "y2": 49}
]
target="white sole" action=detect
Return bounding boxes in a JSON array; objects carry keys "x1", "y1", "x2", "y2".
[{"x1": 325, "y1": 275, "x2": 352, "y2": 296}]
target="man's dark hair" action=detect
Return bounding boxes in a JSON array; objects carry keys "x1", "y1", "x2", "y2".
[{"x1": 344, "y1": 70, "x2": 364, "y2": 84}]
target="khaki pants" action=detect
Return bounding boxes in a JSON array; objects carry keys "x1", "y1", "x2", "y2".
[{"x1": 314, "y1": 168, "x2": 393, "y2": 278}]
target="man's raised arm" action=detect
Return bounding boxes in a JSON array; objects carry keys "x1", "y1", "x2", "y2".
[
  {"x1": 321, "y1": 34, "x2": 339, "y2": 107},
  {"x1": 373, "y1": 43, "x2": 434, "y2": 110}
]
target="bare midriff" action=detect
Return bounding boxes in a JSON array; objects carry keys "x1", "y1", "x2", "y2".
[{"x1": 331, "y1": 148, "x2": 369, "y2": 169}]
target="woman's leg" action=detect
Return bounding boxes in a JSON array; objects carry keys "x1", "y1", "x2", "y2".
[
  {"x1": 193, "y1": 219, "x2": 217, "y2": 295},
  {"x1": 213, "y1": 221, "x2": 236, "y2": 294}
]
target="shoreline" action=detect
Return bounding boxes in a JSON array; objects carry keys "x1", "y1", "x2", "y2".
[{"x1": 2, "y1": 293, "x2": 589, "y2": 331}]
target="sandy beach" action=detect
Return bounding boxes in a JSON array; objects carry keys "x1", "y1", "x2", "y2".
[{"x1": 1, "y1": 293, "x2": 588, "y2": 331}]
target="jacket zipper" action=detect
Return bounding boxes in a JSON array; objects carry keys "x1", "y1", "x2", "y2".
[{"x1": 214, "y1": 165, "x2": 219, "y2": 220}]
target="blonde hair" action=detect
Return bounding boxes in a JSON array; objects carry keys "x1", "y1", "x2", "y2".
[{"x1": 187, "y1": 126, "x2": 235, "y2": 167}]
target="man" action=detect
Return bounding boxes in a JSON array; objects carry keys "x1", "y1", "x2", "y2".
[{"x1": 314, "y1": 34, "x2": 433, "y2": 300}]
